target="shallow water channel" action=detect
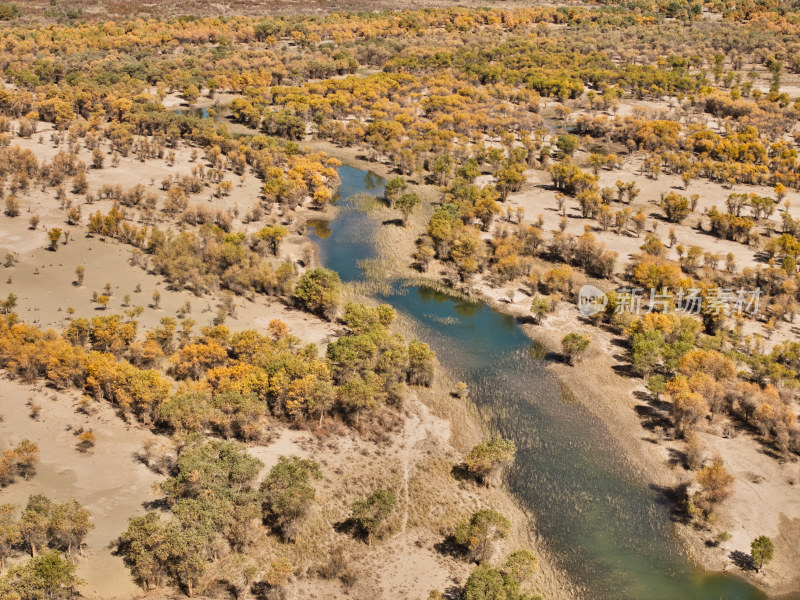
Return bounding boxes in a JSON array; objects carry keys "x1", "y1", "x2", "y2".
[{"x1": 309, "y1": 164, "x2": 795, "y2": 600}]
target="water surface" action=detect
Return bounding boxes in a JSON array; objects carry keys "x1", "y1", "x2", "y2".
[{"x1": 310, "y1": 165, "x2": 795, "y2": 600}]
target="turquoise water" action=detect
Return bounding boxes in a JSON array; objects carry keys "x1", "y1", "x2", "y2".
[{"x1": 309, "y1": 165, "x2": 797, "y2": 600}]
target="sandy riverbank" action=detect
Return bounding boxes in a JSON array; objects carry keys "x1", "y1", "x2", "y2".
[
  {"x1": 0, "y1": 130, "x2": 573, "y2": 599},
  {"x1": 309, "y1": 139, "x2": 800, "y2": 597}
]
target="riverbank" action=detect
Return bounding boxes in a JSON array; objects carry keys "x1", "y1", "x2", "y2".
[
  {"x1": 428, "y1": 256, "x2": 800, "y2": 598},
  {"x1": 305, "y1": 141, "x2": 800, "y2": 598},
  {"x1": 298, "y1": 145, "x2": 578, "y2": 598}
]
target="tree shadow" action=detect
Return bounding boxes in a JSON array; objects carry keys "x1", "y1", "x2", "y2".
[
  {"x1": 434, "y1": 535, "x2": 467, "y2": 559},
  {"x1": 610, "y1": 336, "x2": 629, "y2": 349},
  {"x1": 753, "y1": 250, "x2": 771, "y2": 264},
  {"x1": 515, "y1": 314, "x2": 539, "y2": 325},
  {"x1": 649, "y1": 481, "x2": 691, "y2": 524},
  {"x1": 611, "y1": 361, "x2": 640, "y2": 378},
  {"x1": 451, "y1": 462, "x2": 473, "y2": 482},
  {"x1": 250, "y1": 581, "x2": 287, "y2": 600},
  {"x1": 333, "y1": 517, "x2": 367, "y2": 543},
  {"x1": 142, "y1": 497, "x2": 170, "y2": 511},
  {"x1": 666, "y1": 447, "x2": 687, "y2": 469},
  {"x1": 442, "y1": 586, "x2": 462, "y2": 600},
  {"x1": 632, "y1": 389, "x2": 672, "y2": 433},
  {"x1": 729, "y1": 550, "x2": 756, "y2": 572}
]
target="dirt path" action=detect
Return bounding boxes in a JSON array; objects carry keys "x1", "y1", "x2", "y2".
[{"x1": 398, "y1": 410, "x2": 427, "y2": 550}]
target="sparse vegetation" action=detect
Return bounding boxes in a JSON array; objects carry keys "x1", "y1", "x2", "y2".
[{"x1": 1, "y1": 2, "x2": 799, "y2": 597}]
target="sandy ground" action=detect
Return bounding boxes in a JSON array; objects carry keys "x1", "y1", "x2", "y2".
[
  {"x1": 0, "y1": 127, "x2": 574, "y2": 600},
  {"x1": 692, "y1": 431, "x2": 800, "y2": 595},
  {"x1": 322, "y1": 134, "x2": 800, "y2": 595},
  {"x1": 0, "y1": 379, "x2": 161, "y2": 599},
  {"x1": 505, "y1": 156, "x2": 799, "y2": 279},
  {"x1": 0, "y1": 120, "x2": 339, "y2": 347},
  {"x1": 3, "y1": 233, "x2": 337, "y2": 347}
]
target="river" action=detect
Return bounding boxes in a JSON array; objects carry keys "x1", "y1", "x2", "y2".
[{"x1": 308, "y1": 164, "x2": 794, "y2": 600}]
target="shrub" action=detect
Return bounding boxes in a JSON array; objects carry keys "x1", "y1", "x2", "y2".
[
  {"x1": 464, "y1": 438, "x2": 516, "y2": 486},
  {"x1": 454, "y1": 509, "x2": 510, "y2": 562},
  {"x1": 561, "y1": 333, "x2": 590, "y2": 364},
  {"x1": 351, "y1": 488, "x2": 396, "y2": 542},
  {"x1": 660, "y1": 192, "x2": 691, "y2": 223},
  {"x1": 292, "y1": 268, "x2": 341, "y2": 319},
  {"x1": 0, "y1": 3, "x2": 18, "y2": 20},
  {"x1": 261, "y1": 455, "x2": 322, "y2": 542},
  {"x1": 4, "y1": 196, "x2": 19, "y2": 217},
  {"x1": 407, "y1": 340, "x2": 436, "y2": 386}
]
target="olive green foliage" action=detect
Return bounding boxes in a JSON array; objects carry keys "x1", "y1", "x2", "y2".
[
  {"x1": 396, "y1": 192, "x2": 420, "y2": 225},
  {"x1": 464, "y1": 437, "x2": 517, "y2": 485},
  {"x1": 0, "y1": 3, "x2": 18, "y2": 20},
  {"x1": 750, "y1": 535, "x2": 774, "y2": 572},
  {"x1": 408, "y1": 339, "x2": 436, "y2": 386},
  {"x1": 161, "y1": 439, "x2": 262, "y2": 503},
  {"x1": 454, "y1": 509, "x2": 511, "y2": 562},
  {"x1": 463, "y1": 550, "x2": 541, "y2": 600},
  {"x1": 0, "y1": 550, "x2": 82, "y2": 600},
  {"x1": 327, "y1": 303, "x2": 436, "y2": 421},
  {"x1": 561, "y1": 333, "x2": 590, "y2": 364},
  {"x1": 384, "y1": 177, "x2": 408, "y2": 205},
  {"x1": 17, "y1": 495, "x2": 92, "y2": 558},
  {"x1": 118, "y1": 440, "x2": 262, "y2": 596},
  {"x1": 260, "y1": 455, "x2": 322, "y2": 542},
  {"x1": 351, "y1": 488, "x2": 396, "y2": 541},
  {"x1": 292, "y1": 268, "x2": 342, "y2": 319}
]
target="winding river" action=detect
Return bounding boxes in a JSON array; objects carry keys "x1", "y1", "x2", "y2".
[{"x1": 309, "y1": 164, "x2": 794, "y2": 600}]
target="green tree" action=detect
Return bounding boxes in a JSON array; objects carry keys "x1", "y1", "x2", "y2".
[
  {"x1": 464, "y1": 438, "x2": 517, "y2": 486},
  {"x1": 529, "y1": 296, "x2": 551, "y2": 324},
  {"x1": 408, "y1": 340, "x2": 436, "y2": 386},
  {"x1": 454, "y1": 509, "x2": 511, "y2": 562},
  {"x1": 161, "y1": 525, "x2": 208, "y2": 597},
  {"x1": 750, "y1": 535, "x2": 774, "y2": 573},
  {"x1": 463, "y1": 564, "x2": 506, "y2": 600},
  {"x1": 0, "y1": 504, "x2": 19, "y2": 572},
  {"x1": 384, "y1": 177, "x2": 408, "y2": 207},
  {"x1": 261, "y1": 455, "x2": 322, "y2": 542},
  {"x1": 630, "y1": 329, "x2": 664, "y2": 378},
  {"x1": 47, "y1": 500, "x2": 92, "y2": 556},
  {"x1": 0, "y1": 550, "x2": 82, "y2": 599},
  {"x1": 561, "y1": 333, "x2": 590, "y2": 365},
  {"x1": 18, "y1": 495, "x2": 51, "y2": 557},
  {"x1": 351, "y1": 488, "x2": 396, "y2": 543},
  {"x1": 161, "y1": 440, "x2": 262, "y2": 503},
  {"x1": 0, "y1": 293, "x2": 17, "y2": 315},
  {"x1": 396, "y1": 192, "x2": 420, "y2": 226},
  {"x1": 292, "y1": 268, "x2": 341, "y2": 319},
  {"x1": 555, "y1": 134, "x2": 579, "y2": 157},
  {"x1": 502, "y1": 549, "x2": 539, "y2": 586},
  {"x1": 116, "y1": 512, "x2": 170, "y2": 591}
]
